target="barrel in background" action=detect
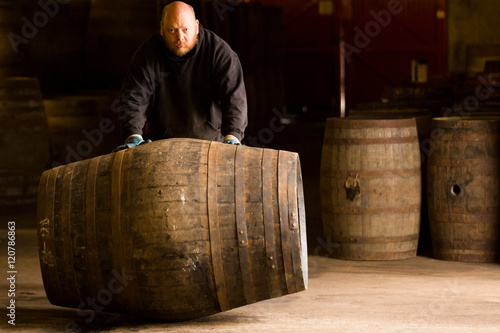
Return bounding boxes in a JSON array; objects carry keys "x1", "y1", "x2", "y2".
[
  {"x1": 320, "y1": 118, "x2": 421, "y2": 260},
  {"x1": 37, "y1": 138, "x2": 307, "y2": 321},
  {"x1": 347, "y1": 108, "x2": 433, "y2": 253},
  {"x1": 0, "y1": 77, "x2": 50, "y2": 205},
  {"x1": 427, "y1": 117, "x2": 500, "y2": 262},
  {"x1": 43, "y1": 93, "x2": 122, "y2": 165},
  {"x1": 348, "y1": 108, "x2": 432, "y2": 143}
]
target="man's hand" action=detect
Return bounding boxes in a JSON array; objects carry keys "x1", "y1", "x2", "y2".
[
  {"x1": 112, "y1": 135, "x2": 151, "y2": 152},
  {"x1": 223, "y1": 134, "x2": 241, "y2": 145}
]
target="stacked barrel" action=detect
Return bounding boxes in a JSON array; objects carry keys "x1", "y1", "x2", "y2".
[
  {"x1": 0, "y1": 0, "x2": 158, "y2": 205},
  {"x1": 0, "y1": 1, "x2": 51, "y2": 206},
  {"x1": 0, "y1": 78, "x2": 50, "y2": 205}
]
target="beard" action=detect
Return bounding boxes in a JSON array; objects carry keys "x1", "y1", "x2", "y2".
[{"x1": 163, "y1": 34, "x2": 198, "y2": 57}]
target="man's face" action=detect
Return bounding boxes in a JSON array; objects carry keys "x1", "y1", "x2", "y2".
[{"x1": 160, "y1": 10, "x2": 199, "y2": 57}]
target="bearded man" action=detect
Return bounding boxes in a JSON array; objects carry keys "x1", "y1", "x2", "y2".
[{"x1": 114, "y1": 1, "x2": 247, "y2": 150}]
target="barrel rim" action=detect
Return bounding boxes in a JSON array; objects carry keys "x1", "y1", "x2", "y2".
[
  {"x1": 432, "y1": 116, "x2": 500, "y2": 128},
  {"x1": 349, "y1": 107, "x2": 431, "y2": 114},
  {"x1": 0, "y1": 76, "x2": 40, "y2": 82},
  {"x1": 295, "y1": 156, "x2": 308, "y2": 290},
  {"x1": 433, "y1": 116, "x2": 500, "y2": 122},
  {"x1": 0, "y1": 77, "x2": 41, "y2": 90},
  {"x1": 326, "y1": 117, "x2": 417, "y2": 128}
]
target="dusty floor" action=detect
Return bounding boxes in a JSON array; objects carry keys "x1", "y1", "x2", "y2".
[{"x1": 1, "y1": 203, "x2": 500, "y2": 332}]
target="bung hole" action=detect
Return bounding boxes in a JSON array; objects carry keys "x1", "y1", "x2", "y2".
[{"x1": 450, "y1": 184, "x2": 461, "y2": 196}]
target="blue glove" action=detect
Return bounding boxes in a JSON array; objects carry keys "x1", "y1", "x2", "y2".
[
  {"x1": 112, "y1": 135, "x2": 151, "y2": 152},
  {"x1": 224, "y1": 138, "x2": 241, "y2": 145},
  {"x1": 223, "y1": 135, "x2": 241, "y2": 145}
]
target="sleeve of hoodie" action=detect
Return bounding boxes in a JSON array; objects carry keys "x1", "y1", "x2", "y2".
[
  {"x1": 117, "y1": 42, "x2": 157, "y2": 141},
  {"x1": 214, "y1": 50, "x2": 248, "y2": 142}
]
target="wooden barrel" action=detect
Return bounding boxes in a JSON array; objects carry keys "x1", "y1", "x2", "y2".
[
  {"x1": 347, "y1": 108, "x2": 433, "y2": 253},
  {"x1": 0, "y1": 77, "x2": 50, "y2": 205},
  {"x1": 320, "y1": 118, "x2": 421, "y2": 260},
  {"x1": 348, "y1": 107, "x2": 432, "y2": 142},
  {"x1": 43, "y1": 94, "x2": 122, "y2": 165},
  {"x1": 37, "y1": 138, "x2": 307, "y2": 321},
  {"x1": 0, "y1": 0, "x2": 25, "y2": 76},
  {"x1": 427, "y1": 117, "x2": 500, "y2": 262}
]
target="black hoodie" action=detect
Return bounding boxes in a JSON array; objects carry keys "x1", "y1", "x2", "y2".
[{"x1": 117, "y1": 24, "x2": 248, "y2": 142}]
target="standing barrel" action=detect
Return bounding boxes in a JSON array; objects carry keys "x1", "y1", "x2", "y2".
[
  {"x1": 347, "y1": 107, "x2": 433, "y2": 253},
  {"x1": 320, "y1": 118, "x2": 421, "y2": 260},
  {"x1": 348, "y1": 107, "x2": 432, "y2": 143},
  {"x1": 37, "y1": 138, "x2": 307, "y2": 321},
  {"x1": 427, "y1": 117, "x2": 500, "y2": 262},
  {"x1": 0, "y1": 77, "x2": 50, "y2": 205}
]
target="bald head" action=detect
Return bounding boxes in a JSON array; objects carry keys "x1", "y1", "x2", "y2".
[
  {"x1": 162, "y1": 1, "x2": 196, "y2": 23},
  {"x1": 160, "y1": 1, "x2": 199, "y2": 57}
]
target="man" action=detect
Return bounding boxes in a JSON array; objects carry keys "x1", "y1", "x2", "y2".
[{"x1": 114, "y1": 1, "x2": 247, "y2": 151}]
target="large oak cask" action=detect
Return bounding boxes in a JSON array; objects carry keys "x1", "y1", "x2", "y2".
[
  {"x1": 37, "y1": 138, "x2": 307, "y2": 321},
  {"x1": 348, "y1": 107, "x2": 432, "y2": 143},
  {"x1": 320, "y1": 118, "x2": 421, "y2": 260},
  {"x1": 427, "y1": 117, "x2": 500, "y2": 262},
  {"x1": 347, "y1": 107, "x2": 433, "y2": 252}
]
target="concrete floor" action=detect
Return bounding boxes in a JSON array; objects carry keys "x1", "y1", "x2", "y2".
[{"x1": 1, "y1": 203, "x2": 500, "y2": 332}]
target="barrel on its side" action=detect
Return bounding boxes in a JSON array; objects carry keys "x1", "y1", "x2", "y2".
[
  {"x1": 427, "y1": 117, "x2": 500, "y2": 262},
  {"x1": 320, "y1": 118, "x2": 421, "y2": 260},
  {"x1": 0, "y1": 77, "x2": 50, "y2": 205},
  {"x1": 37, "y1": 138, "x2": 307, "y2": 321}
]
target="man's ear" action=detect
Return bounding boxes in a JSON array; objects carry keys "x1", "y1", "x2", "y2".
[{"x1": 195, "y1": 19, "x2": 199, "y2": 34}]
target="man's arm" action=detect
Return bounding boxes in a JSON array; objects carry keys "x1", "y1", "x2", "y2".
[
  {"x1": 215, "y1": 52, "x2": 248, "y2": 143},
  {"x1": 117, "y1": 48, "x2": 156, "y2": 142}
]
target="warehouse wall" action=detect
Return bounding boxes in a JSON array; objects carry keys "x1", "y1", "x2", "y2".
[{"x1": 447, "y1": 0, "x2": 500, "y2": 74}]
